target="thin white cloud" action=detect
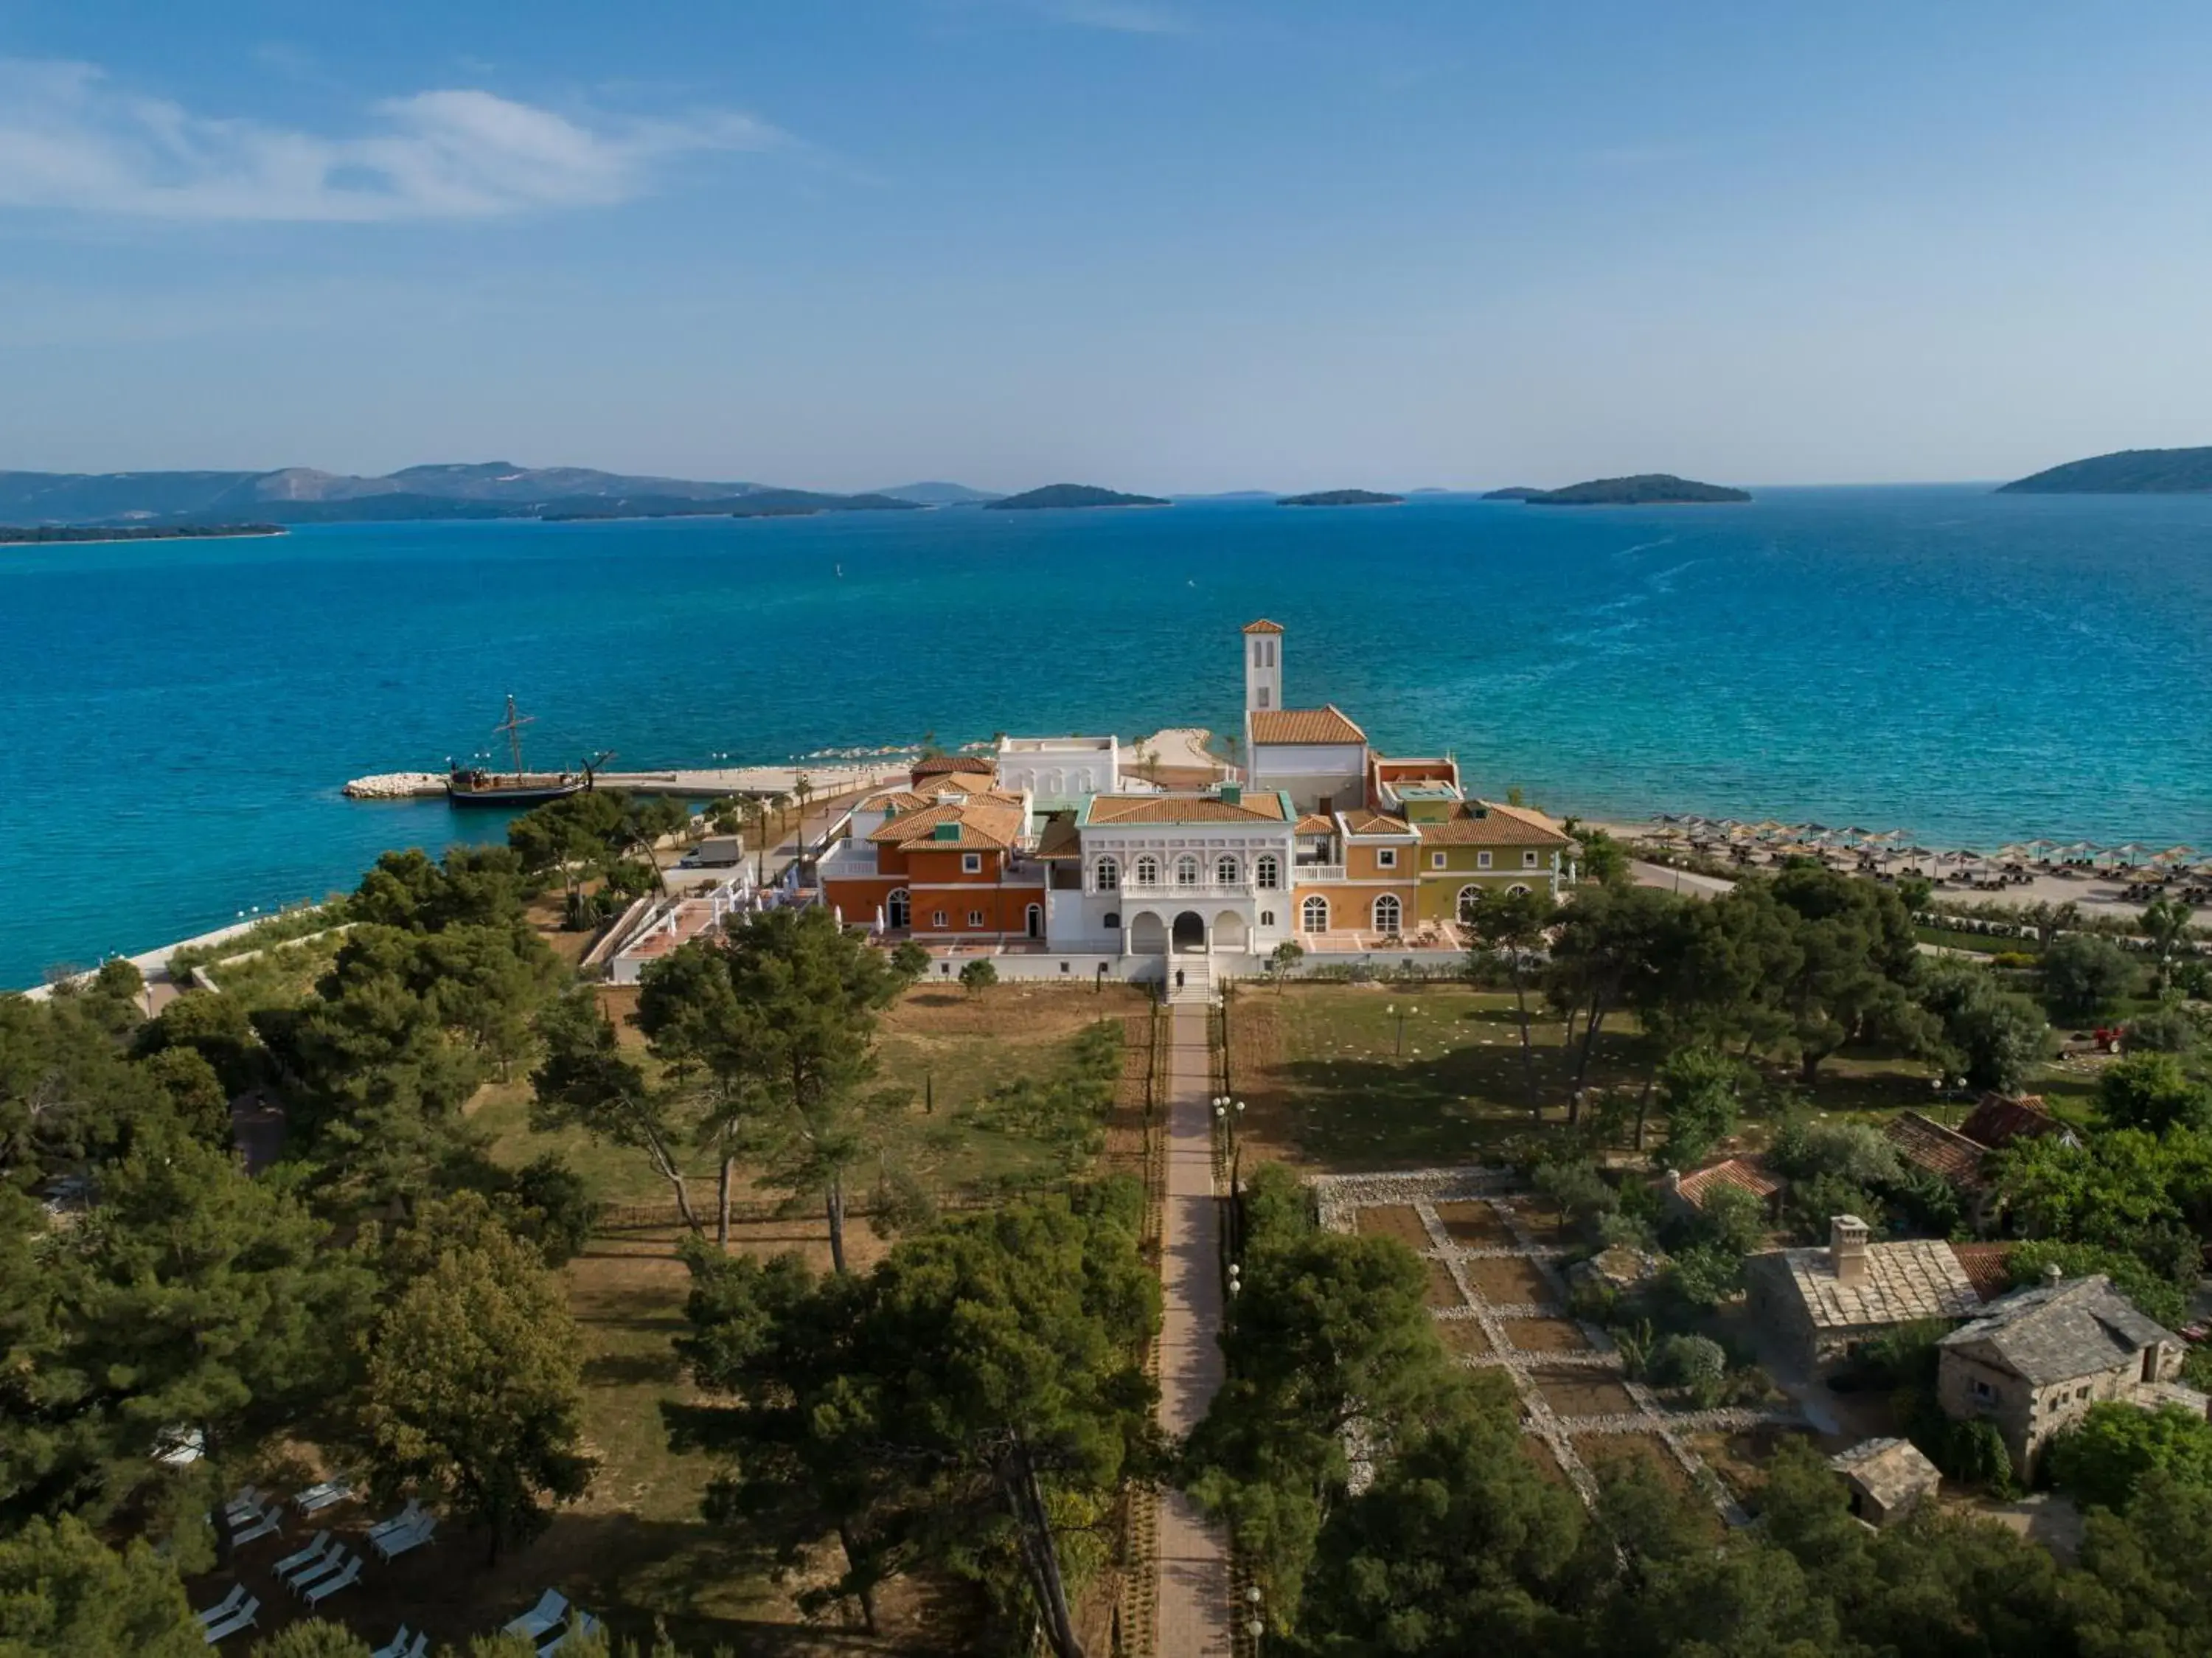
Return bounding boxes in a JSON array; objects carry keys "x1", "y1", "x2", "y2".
[{"x1": 0, "y1": 59, "x2": 782, "y2": 221}]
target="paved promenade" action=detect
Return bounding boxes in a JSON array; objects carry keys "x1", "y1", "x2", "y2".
[{"x1": 1154, "y1": 1005, "x2": 1232, "y2": 1656}]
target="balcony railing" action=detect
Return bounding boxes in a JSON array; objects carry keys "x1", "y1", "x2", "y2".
[
  {"x1": 1293, "y1": 864, "x2": 1346, "y2": 883},
  {"x1": 1107, "y1": 879, "x2": 1262, "y2": 900}
]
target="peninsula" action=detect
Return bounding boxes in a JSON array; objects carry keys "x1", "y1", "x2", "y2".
[
  {"x1": 1277, "y1": 488, "x2": 1403, "y2": 507},
  {"x1": 0, "y1": 522, "x2": 285, "y2": 544},
  {"x1": 984, "y1": 483, "x2": 1170, "y2": 510},
  {"x1": 1520, "y1": 474, "x2": 1750, "y2": 506},
  {"x1": 1997, "y1": 446, "x2": 2212, "y2": 494}
]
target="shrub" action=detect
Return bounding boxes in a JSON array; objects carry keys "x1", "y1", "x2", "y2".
[
  {"x1": 1934, "y1": 1418, "x2": 2017, "y2": 1496},
  {"x1": 958, "y1": 958, "x2": 998, "y2": 996},
  {"x1": 2125, "y1": 1005, "x2": 2205, "y2": 1057},
  {"x1": 2048, "y1": 1403, "x2": 2212, "y2": 1511},
  {"x1": 1991, "y1": 951, "x2": 2039, "y2": 971},
  {"x1": 1649, "y1": 1333, "x2": 1728, "y2": 1405}
]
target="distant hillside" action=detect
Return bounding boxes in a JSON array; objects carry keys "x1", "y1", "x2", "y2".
[
  {"x1": 0, "y1": 462, "x2": 765, "y2": 526},
  {"x1": 0, "y1": 523, "x2": 283, "y2": 544},
  {"x1": 984, "y1": 483, "x2": 1169, "y2": 511},
  {"x1": 873, "y1": 481, "x2": 1003, "y2": 506},
  {"x1": 1279, "y1": 489, "x2": 1403, "y2": 507},
  {"x1": 1523, "y1": 474, "x2": 1750, "y2": 506},
  {"x1": 1480, "y1": 487, "x2": 1545, "y2": 501},
  {"x1": 1997, "y1": 447, "x2": 2212, "y2": 494}
]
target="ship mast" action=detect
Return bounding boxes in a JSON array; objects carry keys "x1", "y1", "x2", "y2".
[{"x1": 492, "y1": 694, "x2": 535, "y2": 781}]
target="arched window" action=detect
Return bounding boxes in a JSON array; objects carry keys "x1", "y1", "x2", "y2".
[
  {"x1": 1301, "y1": 895, "x2": 1329, "y2": 934},
  {"x1": 1175, "y1": 855, "x2": 1200, "y2": 887},
  {"x1": 1373, "y1": 894, "x2": 1402, "y2": 935},
  {"x1": 1254, "y1": 854, "x2": 1280, "y2": 889},
  {"x1": 1259, "y1": 910, "x2": 1276, "y2": 928},
  {"x1": 1215, "y1": 855, "x2": 1240, "y2": 885},
  {"x1": 1456, "y1": 885, "x2": 1483, "y2": 925},
  {"x1": 1094, "y1": 856, "x2": 1119, "y2": 892},
  {"x1": 886, "y1": 888, "x2": 911, "y2": 929},
  {"x1": 1506, "y1": 884, "x2": 1531, "y2": 898},
  {"x1": 1134, "y1": 855, "x2": 1160, "y2": 887}
]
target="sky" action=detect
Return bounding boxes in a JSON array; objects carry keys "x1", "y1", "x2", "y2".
[{"x1": 4, "y1": 1, "x2": 2212, "y2": 493}]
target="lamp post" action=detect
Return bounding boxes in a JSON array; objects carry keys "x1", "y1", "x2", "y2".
[
  {"x1": 1246, "y1": 1584, "x2": 1265, "y2": 1652},
  {"x1": 1391, "y1": 1002, "x2": 1416, "y2": 1056}
]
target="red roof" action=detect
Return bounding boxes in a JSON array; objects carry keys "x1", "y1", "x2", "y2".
[
  {"x1": 1947, "y1": 1243, "x2": 2017, "y2": 1303},
  {"x1": 1958, "y1": 1093, "x2": 2067, "y2": 1149},
  {"x1": 1883, "y1": 1111, "x2": 1990, "y2": 1187},
  {"x1": 1674, "y1": 1156, "x2": 1781, "y2": 1209},
  {"x1": 911, "y1": 755, "x2": 994, "y2": 780},
  {"x1": 1241, "y1": 618, "x2": 1285, "y2": 634}
]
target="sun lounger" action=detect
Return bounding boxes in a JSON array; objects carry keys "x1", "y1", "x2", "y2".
[
  {"x1": 502, "y1": 1589, "x2": 568, "y2": 1640},
  {"x1": 229, "y1": 1505, "x2": 283, "y2": 1547},
  {"x1": 293, "y1": 1477, "x2": 354, "y2": 1515},
  {"x1": 221, "y1": 1485, "x2": 264, "y2": 1519},
  {"x1": 289, "y1": 1547, "x2": 355, "y2": 1598},
  {"x1": 369, "y1": 1628, "x2": 415, "y2": 1658},
  {"x1": 194, "y1": 1584, "x2": 246, "y2": 1626},
  {"x1": 302, "y1": 1555, "x2": 362, "y2": 1607},
  {"x1": 366, "y1": 1498, "x2": 424, "y2": 1544},
  {"x1": 540, "y1": 1612, "x2": 601, "y2": 1656},
  {"x1": 273, "y1": 1531, "x2": 335, "y2": 1585},
  {"x1": 201, "y1": 1595, "x2": 260, "y2": 1645},
  {"x1": 372, "y1": 1515, "x2": 437, "y2": 1561}
]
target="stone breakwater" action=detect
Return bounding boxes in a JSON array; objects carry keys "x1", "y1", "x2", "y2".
[{"x1": 343, "y1": 771, "x2": 447, "y2": 799}]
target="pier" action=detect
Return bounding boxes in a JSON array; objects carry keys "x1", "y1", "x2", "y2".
[{"x1": 343, "y1": 760, "x2": 914, "y2": 802}]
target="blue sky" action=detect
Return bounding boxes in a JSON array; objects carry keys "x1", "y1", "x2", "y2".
[{"x1": 4, "y1": 1, "x2": 2211, "y2": 490}]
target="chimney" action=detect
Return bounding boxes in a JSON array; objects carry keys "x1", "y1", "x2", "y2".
[
  {"x1": 1663, "y1": 1169, "x2": 1682, "y2": 1195},
  {"x1": 1829, "y1": 1215, "x2": 1870, "y2": 1286},
  {"x1": 1220, "y1": 783, "x2": 1242, "y2": 806}
]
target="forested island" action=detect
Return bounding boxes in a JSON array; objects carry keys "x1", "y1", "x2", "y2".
[
  {"x1": 984, "y1": 483, "x2": 1170, "y2": 510},
  {"x1": 1278, "y1": 489, "x2": 1404, "y2": 507},
  {"x1": 1521, "y1": 474, "x2": 1751, "y2": 506},
  {"x1": 1480, "y1": 487, "x2": 1546, "y2": 500},
  {"x1": 0, "y1": 523, "x2": 285, "y2": 544},
  {"x1": 1998, "y1": 446, "x2": 2212, "y2": 493}
]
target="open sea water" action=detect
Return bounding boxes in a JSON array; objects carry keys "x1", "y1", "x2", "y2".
[{"x1": 3, "y1": 485, "x2": 2209, "y2": 987}]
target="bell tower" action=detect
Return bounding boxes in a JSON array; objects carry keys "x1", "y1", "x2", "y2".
[{"x1": 1242, "y1": 619, "x2": 1284, "y2": 714}]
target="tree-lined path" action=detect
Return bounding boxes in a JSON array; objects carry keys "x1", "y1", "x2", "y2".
[{"x1": 1154, "y1": 1003, "x2": 1232, "y2": 1654}]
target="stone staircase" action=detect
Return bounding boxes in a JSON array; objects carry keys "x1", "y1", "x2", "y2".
[{"x1": 1163, "y1": 956, "x2": 1215, "y2": 1007}]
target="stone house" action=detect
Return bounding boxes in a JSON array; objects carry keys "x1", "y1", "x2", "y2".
[
  {"x1": 1829, "y1": 1437, "x2": 1941, "y2": 1527},
  {"x1": 1882, "y1": 1093, "x2": 2080, "y2": 1235},
  {"x1": 1747, "y1": 1215, "x2": 1986, "y2": 1373},
  {"x1": 1936, "y1": 1271, "x2": 2201, "y2": 1479}
]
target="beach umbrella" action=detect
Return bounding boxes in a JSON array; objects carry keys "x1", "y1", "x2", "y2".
[
  {"x1": 2030, "y1": 839, "x2": 2062, "y2": 855},
  {"x1": 2153, "y1": 844, "x2": 2197, "y2": 864},
  {"x1": 1997, "y1": 843, "x2": 2032, "y2": 860}
]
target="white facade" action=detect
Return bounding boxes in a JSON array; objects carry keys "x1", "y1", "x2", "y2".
[
  {"x1": 1057, "y1": 814, "x2": 1298, "y2": 960},
  {"x1": 1245, "y1": 628, "x2": 1282, "y2": 712},
  {"x1": 1248, "y1": 741, "x2": 1368, "y2": 813},
  {"x1": 995, "y1": 734, "x2": 1119, "y2": 802}
]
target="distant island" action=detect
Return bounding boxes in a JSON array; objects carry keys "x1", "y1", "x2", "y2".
[
  {"x1": 1278, "y1": 489, "x2": 1403, "y2": 507},
  {"x1": 1997, "y1": 447, "x2": 2212, "y2": 494},
  {"x1": 872, "y1": 481, "x2": 1004, "y2": 507},
  {"x1": 984, "y1": 484, "x2": 1170, "y2": 511},
  {"x1": 1519, "y1": 474, "x2": 1751, "y2": 506},
  {"x1": 1479, "y1": 487, "x2": 1546, "y2": 501},
  {"x1": 0, "y1": 523, "x2": 285, "y2": 544}
]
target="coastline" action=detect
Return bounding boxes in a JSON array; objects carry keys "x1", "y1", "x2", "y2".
[{"x1": 0, "y1": 526, "x2": 288, "y2": 547}]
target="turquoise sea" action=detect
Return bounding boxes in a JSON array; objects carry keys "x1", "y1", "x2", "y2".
[{"x1": 4, "y1": 485, "x2": 2210, "y2": 987}]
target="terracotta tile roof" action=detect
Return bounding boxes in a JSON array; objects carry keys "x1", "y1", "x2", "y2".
[
  {"x1": 1033, "y1": 816, "x2": 1082, "y2": 860},
  {"x1": 1675, "y1": 1156, "x2": 1781, "y2": 1208},
  {"x1": 1958, "y1": 1094, "x2": 2070, "y2": 1149},
  {"x1": 1240, "y1": 618, "x2": 1285, "y2": 634},
  {"x1": 1085, "y1": 793, "x2": 1289, "y2": 825},
  {"x1": 1249, "y1": 704, "x2": 1366, "y2": 746},
  {"x1": 1340, "y1": 809, "x2": 1417, "y2": 838},
  {"x1": 1946, "y1": 1243, "x2": 2018, "y2": 1303},
  {"x1": 1417, "y1": 802, "x2": 1573, "y2": 847},
  {"x1": 869, "y1": 796, "x2": 1024, "y2": 850},
  {"x1": 1294, "y1": 814, "x2": 1337, "y2": 836},
  {"x1": 1884, "y1": 1112, "x2": 1990, "y2": 1188},
  {"x1": 911, "y1": 755, "x2": 994, "y2": 780}
]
